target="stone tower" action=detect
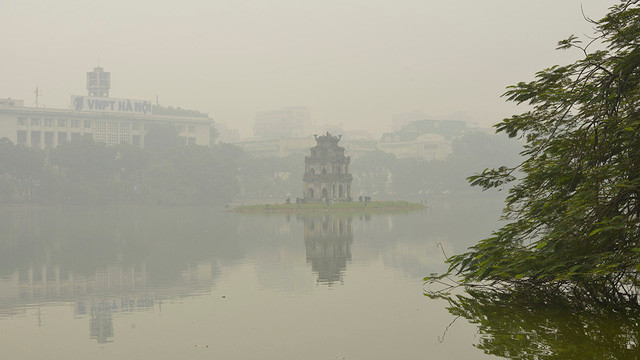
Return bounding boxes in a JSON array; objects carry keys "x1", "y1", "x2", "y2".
[{"x1": 303, "y1": 132, "x2": 352, "y2": 202}]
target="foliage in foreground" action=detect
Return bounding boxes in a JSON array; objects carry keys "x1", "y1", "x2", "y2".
[
  {"x1": 425, "y1": 285, "x2": 640, "y2": 359},
  {"x1": 428, "y1": 1, "x2": 640, "y2": 292}
]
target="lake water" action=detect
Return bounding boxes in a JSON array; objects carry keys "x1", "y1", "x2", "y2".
[{"x1": 0, "y1": 197, "x2": 505, "y2": 359}]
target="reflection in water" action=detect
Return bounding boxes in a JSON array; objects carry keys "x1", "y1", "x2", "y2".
[
  {"x1": 302, "y1": 215, "x2": 353, "y2": 285},
  {"x1": 1, "y1": 264, "x2": 147, "y2": 303},
  {"x1": 431, "y1": 286, "x2": 640, "y2": 358},
  {"x1": 89, "y1": 302, "x2": 114, "y2": 344},
  {"x1": 0, "y1": 198, "x2": 504, "y2": 352},
  {"x1": 0, "y1": 206, "x2": 232, "y2": 343}
]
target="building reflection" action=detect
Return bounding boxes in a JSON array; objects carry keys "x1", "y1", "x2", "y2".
[
  {"x1": 0, "y1": 206, "x2": 240, "y2": 344},
  {"x1": 0, "y1": 207, "x2": 356, "y2": 344},
  {"x1": 302, "y1": 215, "x2": 353, "y2": 285},
  {"x1": 0, "y1": 262, "x2": 218, "y2": 344},
  {"x1": 89, "y1": 301, "x2": 114, "y2": 344}
]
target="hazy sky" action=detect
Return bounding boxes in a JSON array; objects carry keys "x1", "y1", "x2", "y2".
[{"x1": 1, "y1": 0, "x2": 611, "y2": 138}]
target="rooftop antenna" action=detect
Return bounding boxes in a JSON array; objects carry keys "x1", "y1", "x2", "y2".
[{"x1": 34, "y1": 86, "x2": 42, "y2": 107}]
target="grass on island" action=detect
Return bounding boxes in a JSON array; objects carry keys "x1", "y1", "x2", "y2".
[{"x1": 233, "y1": 200, "x2": 425, "y2": 212}]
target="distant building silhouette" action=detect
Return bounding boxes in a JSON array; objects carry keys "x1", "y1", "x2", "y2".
[
  {"x1": 86, "y1": 67, "x2": 110, "y2": 97},
  {"x1": 253, "y1": 106, "x2": 311, "y2": 140},
  {"x1": 378, "y1": 119, "x2": 466, "y2": 160},
  {"x1": 0, "y1": 67, "x2": 211, "y2": 148}
]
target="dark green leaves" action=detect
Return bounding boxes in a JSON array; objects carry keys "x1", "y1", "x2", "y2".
[
  {"x1": 467, "y1": 166, "x2": 516, "y2": 191},
  {"x1": 431, "y1": 0, "x2": 640, "y2": 294}
]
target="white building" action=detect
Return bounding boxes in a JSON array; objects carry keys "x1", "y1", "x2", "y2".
[
  {"x1": 213, "y1": 121, "x2": 241, "y2": 143},
  {"x1": 377, "y1": 133, "x2": 451, "y2": 160},
  {"x1": 0, "y1": 67, "x2": 211, "y2": 149},
  {"x1": 378, "y1": 119, "x2": 466, "y2": 160}
]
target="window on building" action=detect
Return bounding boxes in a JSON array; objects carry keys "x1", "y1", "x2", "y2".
[
  {"x1": 58, "y1": 132, "x2": 68, "y2": 144},
  {"x1": 17, "y1": 131, "x2": 27, "y2": 145},
  {"x1": 132, "y1": 123, "x2": 139, "y2": 130},
  {"x1": 58, "y1": 119, "x2": 66, "y2": 127},
  {"x1": 31, "y1": 131, "x2": 41, "y2": 147},
  {"x1": 132, "y1": 135, "x2": 141, "y2": 147},
  {"x1": 44, "y1": 132, "x2": 54, "y2": 147},
  {"x1": 177, "y1": 125, "x2": 185, "y2": 132},
  {"x1": 44, "y1": 119, "x2": 54, "y2": 127},
  {"x1": 17, "y1": 118, "x2": 26, "y2": 126},
  {"x1": 71, "y1": 120, "x2": 80, "y2": 128},
  {"x1": 187, "y1": 137, "x2": 196, "y2": 145},
  {"x1": 84, "y1": 120, "x2": 91, "y2": 128},
  {"x1": 31, "y1": 118, "x2": 41, "y2": 126},
  {"x1": 188, "y1": 126, "x2": 196, "y2": 133}
]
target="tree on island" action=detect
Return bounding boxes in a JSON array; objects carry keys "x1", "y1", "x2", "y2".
[{"x1": 429, "y1": 1, "x2": 640, "y2": 297}]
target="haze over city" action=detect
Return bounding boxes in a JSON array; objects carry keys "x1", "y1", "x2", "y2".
[
  {"x1": 3, "y1": 1, "x2": 640, "y2": 359},
  {"x1": 1, "y1": 0, "x2": 609, "y2": 138}
]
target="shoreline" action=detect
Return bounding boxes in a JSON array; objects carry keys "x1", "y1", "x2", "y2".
[{"x1": 231, "y1": 200, "x2": 426, "y2": 213}]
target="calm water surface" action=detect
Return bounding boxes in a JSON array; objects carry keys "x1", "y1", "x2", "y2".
[{"x1": 0, "y1": 197, "x2": 503, "y2": 359}]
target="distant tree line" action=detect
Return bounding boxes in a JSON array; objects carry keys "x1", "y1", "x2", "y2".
[
  {"x1": 232, "y1": 131, "x2": 522, "y2": 201},
  {"x1": 0, "y1": 125, "x2": 239, "y2": 205},
  {"x1": 350, "y1": 131, "x2": 523, "y2": 198},
  {"x1": 0, "y1": 129, "x2": 521, "y2": 205}
]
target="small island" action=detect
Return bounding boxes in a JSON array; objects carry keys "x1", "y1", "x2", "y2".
[
  {"x1": 233, "y1": 132, "x2": 425, "y2": 213},
  {"x1": 233, "y1": 200, "x2": 425, "y2": 213}
]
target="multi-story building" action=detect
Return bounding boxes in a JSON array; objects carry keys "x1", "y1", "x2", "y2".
[
  {"x1": 0, "y1": 67, "x2": 211, "y2": 149},
  {"x1": 253, "y1": 106, "x2": 311, "y2": 140},
  {"x1": 378, "y1": 119, "x2": 466, "y2": 160}
]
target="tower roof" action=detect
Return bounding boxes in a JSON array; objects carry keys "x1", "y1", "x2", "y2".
[{"x1": 314, "y1": 132, "x2": 342, "y2": 144}]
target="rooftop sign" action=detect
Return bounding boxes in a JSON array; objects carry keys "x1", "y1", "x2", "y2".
[{"x1": 71, "y1": 95, "x2": 153, "y2": 115}]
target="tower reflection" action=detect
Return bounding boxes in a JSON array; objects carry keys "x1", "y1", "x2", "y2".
[
  {"x1": 89, "y1": 301, "x2": 114, "y2": 344},
  {"x1": 302, "y1": 215, "x2": 353, "y2": 285}
]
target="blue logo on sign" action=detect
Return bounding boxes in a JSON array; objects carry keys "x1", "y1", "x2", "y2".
[{"x1": 74, "y1": 97, "x2": 84, "y2": 111}]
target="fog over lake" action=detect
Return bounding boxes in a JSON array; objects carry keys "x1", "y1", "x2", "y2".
[
  {"x1": 0, "y1": 197, "x2": 503, "y2": 359},
  {"x1": 3, "y1": 1, "x2": 633, "y2": 358}
]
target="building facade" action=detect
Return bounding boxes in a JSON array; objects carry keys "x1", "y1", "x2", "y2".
[
  {"x1": 303, "y1": 132, "x2": 352, "y2": 202},
  {"x1": 0, "y1": 67, "x2": 211, "y2": 149},
  {"x1": 378, "y1": 119, "x2": 465, "y2": 160},
  {"x1": 253, "y1": 106, "x2": 311, "y2": 140}
]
